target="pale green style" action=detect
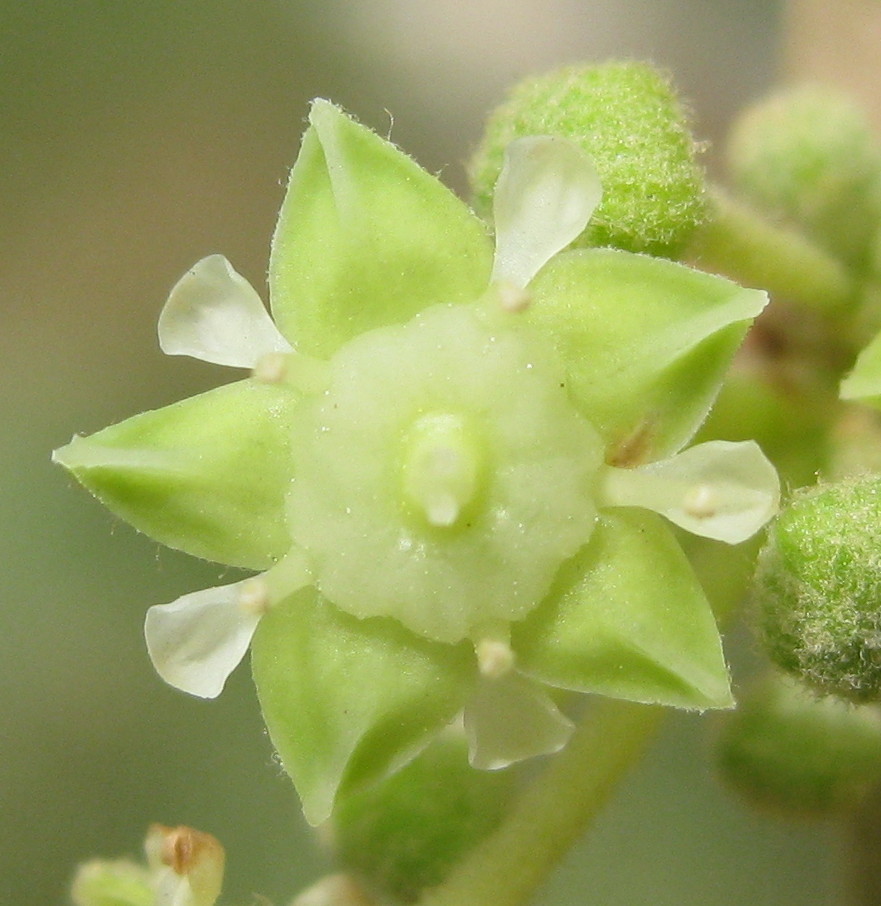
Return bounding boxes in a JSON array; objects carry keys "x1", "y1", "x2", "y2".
[{"x1": 54, "y1": 100, "x2": 778, "y2": 825}]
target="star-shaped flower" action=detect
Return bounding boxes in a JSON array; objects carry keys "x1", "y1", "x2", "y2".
[{"x1": 54, "y1": 100, "x2": 777, "y2": 824}]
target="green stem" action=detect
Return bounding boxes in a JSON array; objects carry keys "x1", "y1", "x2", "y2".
[
  {"x1": 417, "y1": 699, "x2": 664, "y2": 906},
  {"x1": 688, "y1": 188, "x2": 855, "y2": 313}
]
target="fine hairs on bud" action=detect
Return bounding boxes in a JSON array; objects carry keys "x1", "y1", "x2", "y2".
[
  {"x1": 755, "y1": 475, "x2": 881, "y2": 702},
  {"x1": 469, "y1": 61, "x2": 708, "y2": 259}
]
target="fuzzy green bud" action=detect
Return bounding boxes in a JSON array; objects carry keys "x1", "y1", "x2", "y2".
[
  {"x1": 469, "y1": 62, "x2": 708, "y2": 258},
  {"x1": 756, "y1": 475, "x2": 881, "y2": 702},
  {"x1": 716, "y1": 674, "x2": 881, "y2": 817},
  {"x1": 727, "y1": 86, "x2": 881, "y2": 272},
  {"x1": 330, "y1": 733, "x2": 515, "y2": 903}
]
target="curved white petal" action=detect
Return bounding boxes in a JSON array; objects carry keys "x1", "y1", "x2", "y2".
[
  {"x1": 599, "y1": 440, "x2": 780, "y2": 544},
  {"x1": 491, "y1": 136, "x2": 602, "y2": 289},
  {"x1": 144, "y1": 578, "x2": 263, "y2": 698},
  {"x1": 463, "y1": 672, "x2": 574, "y2": 770},
  {"x1": 158, "y1": 255, "x2": 292, "y2": 368}
]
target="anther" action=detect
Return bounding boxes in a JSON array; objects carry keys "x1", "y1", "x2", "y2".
[
  {"x1": 683, "y1": 483, "x2": 718, "y2": 519},
  {"x1": 252, "y1": 350, "x2": 331, "y2": 394},
  {"x1": 252, "y1": 351, "x2": 289, "y2": 384},
  {"x1": 476, "y1": 638, "x2": 516, "y2": 678},
  {"x1": 237, "y1": 578, "x2": 271, "y2": 616},
  {"x1": 497, "y1": 281, "x2": 533, "y2": 313}
]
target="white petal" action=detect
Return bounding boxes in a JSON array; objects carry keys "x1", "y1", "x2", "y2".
[
  {"x1": 491, "y1": 136, "x2": 602, "y2": 289},
  {"x1": 599, "y1": 440, "x2": 780, "y2": 544},
  {"x1": 158, "y1": 255, "x2": 292, "y2": 368},
  {"x1": 144, "y1": 578, "x2": 263, "y2": 698},
  {"x1": 464, "y1": 672, "x2": 574, "y2": 770}
]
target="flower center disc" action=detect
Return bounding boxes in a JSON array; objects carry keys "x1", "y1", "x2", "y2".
[{"x1": 286, "y1": 303, "x2": 604, "y2": 644}]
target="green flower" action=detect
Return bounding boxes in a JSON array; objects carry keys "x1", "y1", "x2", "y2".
[{"x1": 55, "y1": 100, "x2": 777, "y2": 824}]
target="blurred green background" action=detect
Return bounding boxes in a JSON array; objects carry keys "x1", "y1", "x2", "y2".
[{"x1": 1, "y1": 2, "x2": 846, "y2": 904}]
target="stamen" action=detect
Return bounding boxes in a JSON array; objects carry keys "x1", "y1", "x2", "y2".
[
  {"x1": 476, "y1": 638, "x2": 516, "y2": 678},
  {"x1": 237, "y1": 578, "x2": 271, "y2": 616},
  {"x1": 683, "y1": 483, "x2": 717, "y2": 518},
  {"x1": 252, "y1": 351, "x2": 289, "y2": 384},
  {"x1": 596, "y1": 441, "x2": 780, "y2": 544},
  {"x1": 497, "y1": 281, "x2": 533, "y2": 313},
  {"x1": 252, "y1": 351, "x2": 330, "y2": 394}
]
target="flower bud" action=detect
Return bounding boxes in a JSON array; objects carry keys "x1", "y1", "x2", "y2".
[
  {"x1": 716, "y1": 674, "x2": 881, "y2": 816},
  {"x1": 727, "y1": 86, "x2": 881, "y2": 271},
  {"x1": 469, "y1": 62, "x2": 708, "y2": 258},
  {"x1": 330, "y1": 733, "x2": 515, "y2": 903},
  {"x1": 755, "y1": 475, "x2": 881, "y2": 702}
]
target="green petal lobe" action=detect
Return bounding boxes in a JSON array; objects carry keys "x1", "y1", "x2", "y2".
[
  {"x1": 270, "y1": 100, "x2": 493, "y2": 357},
  {"x1": 251, "y1": 589, "x2": 476, "y2": 825},
  {"x1": 52, "y1": 380, "x2": 298, "y2": 569},
  {"x1": 527, "y1": 249, "x2": 768, "y2": 461},
  {"x1": 513, "y1": 509, "x2": 733, "y2": 710}
]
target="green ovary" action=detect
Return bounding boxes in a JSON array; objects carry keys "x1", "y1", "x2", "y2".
[{"x1": 286, "y1": 303, "x2": 604, "y2": 644}]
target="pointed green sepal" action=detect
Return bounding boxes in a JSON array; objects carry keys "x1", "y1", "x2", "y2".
[
  {"x1": 270, "y1": 100, "x2": 493, "y2": 357},
  {"x1": 526, "y1": 249, "x2": 768, "y2": 461},
  {"x1": 52, "y1": 380, "x2": 299, "y2": 570},
  {"x1": 841, "y1": 328, "x2": 881, "y2": 404},
  {"x1": 513, "y1": 509, "x2": 733, "y2": 710},
  {"x1": 251, "y1": 588, "x2": 476, "y2": 826}
]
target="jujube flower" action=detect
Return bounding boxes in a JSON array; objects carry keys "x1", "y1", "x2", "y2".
[{"x1": 54, "y1": 100, "x2": 778, "y2": 823}]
